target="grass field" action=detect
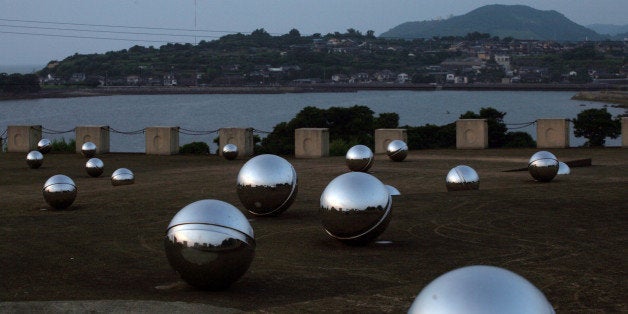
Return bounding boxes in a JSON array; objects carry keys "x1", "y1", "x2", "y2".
[{"x1": 1, "y1": 148, "x2": 626, "y2": 312}]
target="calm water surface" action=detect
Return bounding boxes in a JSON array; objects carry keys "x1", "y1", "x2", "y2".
[{"x1": 1, "y1": 90, "x2": 624, "y2": 152}]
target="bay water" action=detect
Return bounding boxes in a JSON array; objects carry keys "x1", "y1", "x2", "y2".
[{"x1": 1, "y1": 90, "x2": 624, "y2": 152}]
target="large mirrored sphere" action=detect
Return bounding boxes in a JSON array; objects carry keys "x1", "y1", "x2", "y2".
[
  {"x1": 26, "y1": 150, "x2": 44, "y2": 169},
  {"x1": 81, "y1": 141, "x2": 97, "y2": 158},
  {"x1": 237, "y1": 154, "x2": 298, "y2": 216},
  {"x1": 165, "y1": 199, "x2": 255, "y2": 290},
  {"x1": 320, "y1": 172, "x2": 392, "y2": 245},
  {"x1": 557, "y1": 161, "x2": 570, "y2": 175},
  {"x1": 386, "y1": 140, "x2": 408, "y2": 162},
  {"x1": 37, "y1": 138, "x2": 52, "y2": 154},
  {"x1": 222, "y1": 144, "x2": 239, "y2": 160},
  {"x1": 445, "y1": 165, "x2": 480, "y2": 191},
  {"x1": 346, "y1": 144, "x2": 374, "y2": 172},
  {"x1": 43, "y1": 174, "x2": 77, "y2": 210},
  {"x1": 111, "y1": 168, "x2": 134, "y2": 186},
  {"x1": 528, "y1": 151, "x2": 559, "y2": 182},
  {"x1": 85, "y1": 158, "x2": 104, "y2": 177},
  {"x1": 408, "y1": 265, "x2": 555, "y2": 314}
]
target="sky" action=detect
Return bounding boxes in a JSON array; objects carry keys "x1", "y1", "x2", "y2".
[{"x1": 1, "y1": 0, "x2": 627, "y2": 68}]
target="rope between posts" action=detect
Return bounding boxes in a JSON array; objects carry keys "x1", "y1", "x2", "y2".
[
  {"x1": 252, "y1": 128, "x2": 272, "y2": 134},
  {"x1": 506, "y1": 121, "x2": 536, "y2": 130},
  {"x1": 41, "y1": 126, "x2": 76, "y2": 134},
  {"x1": 177, "y1": 128, "x2": 219, "y2": 135},
  {"x1": 108, "y1": 127, "x2": 146, "y2": 135}
]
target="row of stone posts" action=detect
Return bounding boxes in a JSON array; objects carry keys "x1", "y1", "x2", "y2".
[{"x1": 6, "y1": 118, "x2": 628, "y2": 156}]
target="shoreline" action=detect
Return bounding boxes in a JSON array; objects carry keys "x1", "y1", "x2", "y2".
[{"x1": 1, "y1": 83, "x2": 626, "y2": 102}]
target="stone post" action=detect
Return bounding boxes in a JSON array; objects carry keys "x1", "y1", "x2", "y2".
[
  {"x1": 219, "y1": 128, "x2": 254, "y2": 159},
  {"x1": 75, "y1": 126, "x2": 110, "y2": 154},
  {"x1": 295, "y1": 128, "x2": 329, "y2": 158},
  {"x1": 536, "y1": 119, "x2": 570, "y2": 148},
  {"x1": 456, "y1": 119, "x2": 488, "y2": 149},
  {"x1": 622, "y1": 117, "x2": 628, "y2": 148},
  {"x1": 6, "y1": 125, "x2": 42, "y2": 153},
  {"x1": 145, "y1": 126, "x2": 179, "y2": 155},
  {"x1": 374, "y1": 129, "x2": 408, "y2": 154}
]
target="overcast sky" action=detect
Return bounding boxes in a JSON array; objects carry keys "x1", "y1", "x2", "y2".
[{"x1": 1, "y1": 0, "x2": 627, "y2": 67}]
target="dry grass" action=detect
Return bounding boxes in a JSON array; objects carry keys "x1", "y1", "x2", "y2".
[{"x1": 1, "y1": 148, "x2": 626, "y2": 312}]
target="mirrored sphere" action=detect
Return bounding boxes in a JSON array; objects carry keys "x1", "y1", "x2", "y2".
[
  {"x1": 222, "y1": 144, "x2": 239, "y2": 160},
  {"x1": 385, "y1": 184, "x2": 401, "y2": 196},
  {"x1": 85, "y1": 158, "x2": 104, "y2": 177},
  {"x1": 43, "y1": 174, "x2": 77, "y2": 210},
  {"x1": 37, "y1": 138, "x2": 52, "y2": 154},
  {"x1": 528, "y1": 151, "x2": 559, "y2": 182},
  {"x1": 408, "y1": 265, "x2": 555, "y2": 314},
  {"x1": 386, "y1": 140, "x2": 408, "y2": 162},
  {"x1": 346, "y1": 144, "x2": 374, "y2": 172},
  {"x1": 320, "y1": 172, "x2": 392, "y2": 245},
  {"x1": 557, "y1": 161, "x2": 570, "y2": 175},
  {"x1": 237, "y1": 154, "x2": 298, "y2": 216},
  {"x1": 111, "y1": 168, "x2": 134, "y2": 186},
  {"x1": 26, "y1": 150, "x2": 44, "y2": 169},
  {"x1": 81, "y1": 141, "x2": 97, "y2": 158},
  {"x1": 165, "y1": 199, "x2": 255, "y2": 290},
  {"x1": 445, "y1": 165, "x2": 480, "y2": 191}
]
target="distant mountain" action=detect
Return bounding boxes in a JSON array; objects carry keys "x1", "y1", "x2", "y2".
[
  {"x1": 380, "y1": 4, "x2": 605, "y2": 41},
  {"x1": 586, "y1": 24, "x2": 628, "y2": 36}
]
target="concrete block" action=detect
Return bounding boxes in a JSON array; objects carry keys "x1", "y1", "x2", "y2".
[
  {"x1": 456, "y1": 119, "x2": 488, "y2": 149},
  {"x1": 75, "y1": 126, "x2": 110, "y2": 154},
  {"x1": 622, "y1": 117, "x2": 628, "y2": 148},
  {"x1": 536, "y1": 119, "x2": 570, "y2": 148},
  {"x1": 7, "y1": 125, "x2": 42, "y2": 153},
  {"x1": 295, "y1": 128, "x2": 329, "y2": 158},
  {"x1": 374, "y1": 129, "x2": 408, "y2": 154},
  {"x1": 145, "y1": 126, "x2": 179, "y2": 155},
  {"x1": 219, "y1": 128, "x2": 253, "y2": 159}
]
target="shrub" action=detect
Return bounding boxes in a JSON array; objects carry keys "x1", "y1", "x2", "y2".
[
  {"x1": 503, "y1": 131, "x2": 536, "y2": 148},
  {"x1": 572, "y1": 108, "x2": 621, "y2": 147},
  {"x1": 51, "y1": 138, "x2": 76, "y2": 153},
  {"x1": 179, "y1": 141, "x2": 210, "y2": 154},
  {"x1": 329, "y1": 138, "x2": 360, "y2": 156}
]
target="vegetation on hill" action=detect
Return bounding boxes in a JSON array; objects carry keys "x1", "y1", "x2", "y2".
[{"x1": 380, "y1": 4, "x2": 605, "y2": 41}]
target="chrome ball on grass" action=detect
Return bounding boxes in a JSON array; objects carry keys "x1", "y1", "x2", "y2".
[
  {"x1": 320, "y1": 172, "x2": 392, "y2": 245},
  {"x1": 111, "y1": 168, "x2": 134, "y2": 186},
  {"x1": 386, "y1": 140, "x2": 408, "y2": 162},
  {"x1": 81, "y1": 141, "x2": 97, "y2": 158},
  {"x1": 222, "y1": 144, "x2": 239, "y2": 160},
  {"x1": 85, "y1": 158, "x2": 104, "y2": 177},
  {"x1": 43, "y1": 174, "x2": 77, "y2": 210},
  {"x1": 445, "y1": 165, "x2": 480, "y2": 191},
  {"x1": 37, "y1": 138, "x2": 52, "y2": 154},
  {"x1": 26, "y1": 150, "x2": 44, "y2": 169},
  {"x1": 236, "y1": 154, "x2": 298, "y2": 216},
  {"x1": 557, "y1": 161, "x2": 570, "y2": 175},
  {"x1": 164, "y1": 199, "x2": 255, "y2": 290},
  {"x1": 528, "y1": 151, "x2": 559, "y2": 182},
  {"x1": 346, "y1": 144, "x2": 374, "y2": 172}
]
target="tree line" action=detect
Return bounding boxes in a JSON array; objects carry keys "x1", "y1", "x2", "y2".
[{"x1": 0, "y1": 73, "x2": 40, "y2": 94}]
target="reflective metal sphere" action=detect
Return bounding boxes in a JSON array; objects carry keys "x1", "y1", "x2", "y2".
[
  {"x1": 386, "y1": 185, "x2": 401, "y2": 196},
  {"x1": 445, "y1": 165, "x2": 480, "y2": 191},
  {"x1": 386, "y1": 140, "x2": 408, "y2": 162},
  {"x1": 320, "y1": 172, "x2": 392, "y2": 245},
  {"x1": 43, "y1": 174, "x2": 77, "y2": 210},
  {"x1": 111, "y1": 168, "x2": 134, "y2": 186},
  {"x1": 222, "y1": 144, "x2": 239, "y2": 160},
  {"x1": 346, "y1": 145, "x2": 374, "y2": 172},
  {"x1": 237, "y1": 154, "x2": 298, "y2": 216},
  {"x1": 165, "y1": 199, "x2": 255, "y2": 290},
  {"x1": 85, "y1": 158, "x2": 104, "y2": 177},
  {"x1": 37, "y1": 138, "x2": 52, "y2": 154},
  {"x1": 81, "y1": 141, "x2": 97, "y2": 158},
  {"x1": 26, "y1": 150, "x2": 44, "y2": 169},
  {"x1": 557, "y1": 161, "x2": 570, "y2": 175},
  {"x1": 528, "y1": 151, "x2": 559, "y2": 182},
  {"x1": 408, "y1": 265, "x2": 555, "y2": 314}
]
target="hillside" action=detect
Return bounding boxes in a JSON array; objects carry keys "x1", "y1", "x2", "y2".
[
  {"x1": 380, "y1": 4, "x2": 605, "y2": 41},
  {"x1": 586, "y1": 24, "x2": 628, "y2": 36}
]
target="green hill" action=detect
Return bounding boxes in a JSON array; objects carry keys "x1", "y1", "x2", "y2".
[{"x1": 380, "y1": 4, "x2": 605, "y2": 41}]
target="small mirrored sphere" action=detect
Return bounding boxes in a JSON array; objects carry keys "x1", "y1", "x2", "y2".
[
  {"x1": 26, "y1": 150, "x2": 44, "y2": 169},
  {"x1": 408, "y1": 265, "x2": 555, "y2": 314},
  {"x1": 445, "y1": 165, "x2": 480, "y2": 191},
  {"x1": 557, "y1": 161, "x2": 570, "y2": 175},
  {"x1": 165, "y1": 199, "x2": 255, "y2": 290},
  {"x1": 43, "y1": 174, "x2": 77, "y2": 210},
  {"x1": 111, "y1": 168, "x2": 134, "y2": 186},
  {"x1": 385, "y1": 184, "x2": 401, "y2": 196},
  {"x1": 222, "y1": 144, "x2": 239, "y2": 160},
  {"x1": 386, "y1": 140, "x2": 408, "y2": 162},
  {"x1": 320, "y1": 172, "x2": 392, "y2": 245},
  {"x1": 85, "y1": 158, "x2": 104, "y2": 177},
  {"x1": 37, "y1": 138, "x2": 52, "y2": 154},
  {"x1": 81, "y1": 141, "x2": 97, "y2": 158},
  {"x1": 528, "y1": 151, "x2": 559, "y2": 182},
  {"x1": 237, "y1": 154, "x2": 298, "y2": 216},
  {"x1": 346, "y1": 145, "x2": 374, "y2": 172}
]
